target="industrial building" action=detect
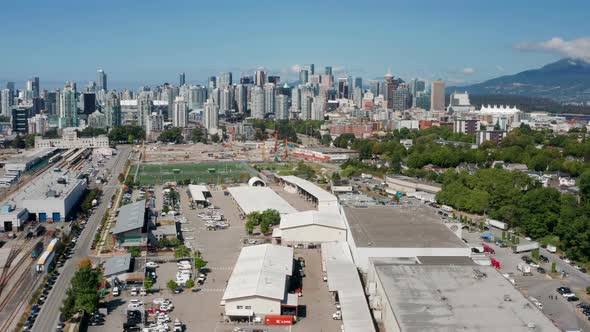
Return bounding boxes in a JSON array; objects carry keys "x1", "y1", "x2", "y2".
[
  {"x1": 111, "y1": 200, "x2": 148, "y2": 247},
  {"x1": 228, "y1": 186, "x2": 297, "y2": 215},
  {"x1": 0, "y1": 205, "x2": 29, "y2": 231},
  {"x1": 290, "y1": 146, "x2": 359, "y2": 163},
  {"x1": 341, "y1": 205, "x2": 470, "y2": 272},
  {"x1": 278, "y1": 175, "x2": 338, "y2": 208},
  {"x1": 103, "y1": 253, "x2": 133, "y2": 280},
  {"x1": 275, "y1": 205, "x2": 346, "y2": 245},
  {"x1": 384, "y1": 174, "x2": 442, "y2": 194},
  {"x1": 321, "y1": 242, "x2": 376, "y2": 332},
  {"x1": 365, "y1": 262, "x2": 559, "y2": 332},
  {"x1": 7, "y1": 168, "x2": 86, "y2": 223},
  {"x1": 222, "y1": 244, "x2": 296, "y2": 320},
  {"x1": 0, "y1": 148, "x2": 57, "y2": 173},
  {"x1": 187, "y1": 184, "x2": 211, "y2": 207},
  {"x1": 34, "y1": 129, "x2": 109, "y2": 149}
]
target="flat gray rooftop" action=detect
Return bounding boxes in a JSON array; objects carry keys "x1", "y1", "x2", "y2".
[
  {"x1": 343, "y1": 205, "x2": 465, "y2": 248},
  {"x1": 375, "y1": 264, "x2": 559, "y2": 332}
]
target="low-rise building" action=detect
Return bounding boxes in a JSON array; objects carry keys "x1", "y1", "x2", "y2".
[
  {"x1": 111, "y1": 200, "x2": 148, "y2": 247},
  {"x1": 341, "y1": 205, "x2": 470, "y2": 272},
  {"x1": 365, "y1": 261, "x2": 559, "y2": 332},
  {"x1": 103, "y1": 253, "x2": 133, "y2": 281},
  {"x1": 277, "y1": 205, "x2": 346, "y2": 245},
  {"x1": 8, "y1": 168, "x2": 86, "y2": 222},
  {"x1": 222, "y1": 244, "x2": 295, "y2": 320},
  {"x1": 291, "y1": 146, "x2": 359, "y2": 163},
  {"x1": 34, "y1": 129, "x2": 109, "y2": 149},
  {"x1": 385, "y1": 175, "x2": 441, "y2": 194}
]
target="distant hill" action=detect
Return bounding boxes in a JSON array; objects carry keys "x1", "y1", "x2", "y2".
[{"x1": 451, "y1": 59, "x2": 590, "y2": 103}]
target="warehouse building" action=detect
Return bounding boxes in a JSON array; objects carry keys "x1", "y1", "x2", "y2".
[
  {"x1": 103, "y1": 253, "x2": 133, "y2": 280},
  {"x1": 187, "y1": 184, "x2": 211, "y2": 207},
  {"x1": 0, "y1": 148, "x2": 58, "y2": 173},
  {"x1": 342, "y1": 205, "x2": 470, "y2": 272},
  {"x1": 222, "y1": 244, "x2": 296, "y2": 320},
  {"x1": 385, "y1": 174, "x2": 441, "y2": 194},
  {"x1": 228, "y1": 186, "x2": 297, "y2": 215},
  {"x1": 290, "y1": 146, "x2": 359, "y2": 163},
  {"x1": 8, "y1": 168, "x2": 86, "y2": 223},
  {"x1": 365, "y1": 262, "x2": 559, "y2": 332},
  {"x1": 112, "y1": 200, "x2": 149, "y2": 247},
  {"x1": 34, "y1": 129, "x2": 109, "y2": 149},
  {"x1": 322, "y1": 242, "x2": 376, "y2": 332},
  {"x1": 278, "y1": 175, "x2": 338, "y2": 208},
  {"x1": 276, "y1": 205, "x2": 346, "y2": 245}
]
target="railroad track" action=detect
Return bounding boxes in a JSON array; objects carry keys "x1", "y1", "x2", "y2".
[
  {"x1": 0, "y1": 238, "x2": 30, "y2": 296},
  {"x1": 0, "y1": 270, "x2": 41, "y2": 332},
  {"x1": 0, "y1": 239, "x2": 35, "y2": 310},
  {"x1": 0, "y1": 240, "x2": 38, "y2": 331}
]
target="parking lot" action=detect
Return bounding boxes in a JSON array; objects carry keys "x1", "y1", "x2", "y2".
[
  {"x1": 95, "y1": 182, "x2": 346, "y2": 331},
  {"x1": 462, "y1": 228, "x2": 590, "y2": 331}
]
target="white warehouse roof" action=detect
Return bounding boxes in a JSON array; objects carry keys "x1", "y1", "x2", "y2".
[
  {"x1": 223, "y1": 244, "x2": 293, "y2": 301},
  {"x1": 228, "y1": 186, "x2": 297, "y2": 215},
  {"x1": 188, "y1": 184, "x2": 209, "y2": 202},
  {"x1": 279, "y1": 175, "x2": 337, "y2": 204},
  {"x1": 322, "y1": 242, "x2": 376, "y2": 332},
  {"x1": 280, "y1": 205, "x2": 345, "y2": 230}
]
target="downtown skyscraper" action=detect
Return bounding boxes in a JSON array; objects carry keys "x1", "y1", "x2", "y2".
[{"x1": 98, "y1": 69, "x2": 107, "y2": 91}]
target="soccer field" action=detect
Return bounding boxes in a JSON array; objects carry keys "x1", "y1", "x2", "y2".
[{"x1": 130, "y1": 162, "x2": 253, "y2": 185}]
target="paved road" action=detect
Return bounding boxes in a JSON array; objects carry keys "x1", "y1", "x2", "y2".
[{"x1": 32, "y1": 145, "x2": 131, "y2": 332}]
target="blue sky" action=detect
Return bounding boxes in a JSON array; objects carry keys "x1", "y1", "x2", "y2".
[{"x1": 1, "y1": 0, "x2": 589, "y2": 89}]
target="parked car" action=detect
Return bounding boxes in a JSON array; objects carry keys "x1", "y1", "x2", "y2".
[
  {"x1": 539, "y1": 255, "x2": 549, "y2": 263},
  {"x1": 537, "y1": 267, "x2": 546, "y2": 274}
]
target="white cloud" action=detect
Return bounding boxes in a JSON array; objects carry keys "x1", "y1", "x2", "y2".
[
  {"x1": 461, "y1": 67, "x2": 476, "y2": 75},
  {"x1": 448, "y1": 67, "x2": 476, "y2": 75},
  {"x1": 515, "y1": 37, "x2": 590, "y2": 62}
]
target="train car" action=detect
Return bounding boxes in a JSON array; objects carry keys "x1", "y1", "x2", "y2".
[
  {"x1": 31, "y1": 241, "x2": 44, "y2": 258},
  {"x1": 36, "y1": 238, "x2": 59, "y2": 272}
]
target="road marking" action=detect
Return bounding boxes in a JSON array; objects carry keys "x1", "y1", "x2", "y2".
[
  {"x1": 199, "y1": 288, "x2": 226, "y2": 292},
  {"x1": 208, "y1": 267, "x2": 234, "y2": 270}
]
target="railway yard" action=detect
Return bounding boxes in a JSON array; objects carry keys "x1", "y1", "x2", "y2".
[{"x1": 0, "y1": 145, "x2": 131, "y2": 331}]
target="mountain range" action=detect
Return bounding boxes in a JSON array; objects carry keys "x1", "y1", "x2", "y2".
[{"x1": 452, "y1": 59, "x2": 590, "y2": 103}]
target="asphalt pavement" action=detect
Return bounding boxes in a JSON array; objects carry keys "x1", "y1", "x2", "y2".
[{"x1": 32, "y1": 146, "x2": 131, "y2": 332}]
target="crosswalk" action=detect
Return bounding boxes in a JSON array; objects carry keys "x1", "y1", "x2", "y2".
[{"x1": 199, "y1": 288, "x2": 226, "y2": 292}]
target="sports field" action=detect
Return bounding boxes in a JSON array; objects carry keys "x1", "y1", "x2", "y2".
[{"x1": 129, "y1": 162, "x2": 254, "y2": 185}]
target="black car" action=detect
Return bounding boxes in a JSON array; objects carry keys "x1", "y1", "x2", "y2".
[
  {"x1": 577, "y1": 302, "x2": 590, "y2": 309},
  {"x1": 581, "y1": 268, "x2": 588, "y2": 273},
  {"x1": 557, "y1": 287, "x2": 572, "y2": 294},
  {"x1": 567, "y1": 296, "x2": 580, "y2": 302},
  {"x1": 521, "y1": 256, "x2": 530, "y2": 261},
  {"x1": 536, "y1": 267, "x2": 546, "y2": 274},
  {"x1": 539, "y1": 255, "x2": 549, "y2": 263}
]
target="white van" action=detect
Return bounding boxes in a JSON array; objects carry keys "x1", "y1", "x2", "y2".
[{"x1": 112, "y1": 286, "x2": 120, "y2": 296}]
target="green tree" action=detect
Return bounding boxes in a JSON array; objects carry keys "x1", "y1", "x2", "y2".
[
  {"x1": 174, "y1": 245, "x2": 191, "y2": 258},
  {"x1": 167, "y1": 280, "x2": 178, "y2": 292},
  {"x1": 260, "y1": 220, "x2": 270, "y2": 234},
  {"x1": 11, "y1": 135, "x2": 24, "y2": 149},
  {"x1": 191, "y1": 127, "x2": 205, "y2": 143},
  {"x1": 194, "y1": 254, "x2": 208, "y2": 271},
  {"x1": 211, "y1": 133, "x2": 220, "y2": 143},
  {"x1": 127, "y1": 247, "x2": 141, "y2": 257},
  {"x1": 158, "y1": 127, "x2": 184, "y2": 143},
  {"x1": 261, "y1": 209, "x2": 281, "y2": 226},
  {"x1": 144, "y1": 275, "x2": 154, "y2": 291},
  {"x1": 245, "y1": 220, "x2": 255, "y2": 234},
  {"x1": 320, "y1": 134, "x2": 332, "y2": 146},
  {"x1": 185, "y1": 279, "x2": 195, "y2": 289}
]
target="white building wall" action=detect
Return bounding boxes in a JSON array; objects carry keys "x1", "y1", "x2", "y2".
[
  {"x1": 281, "y1": 225, "x2": 346, "y2": 244},
  {"x1": 21, "y1": 179, "x2": 86, "y2": 219},
  {"x1": 225, "y1": 296, "x2": 281, "y2": 317}
]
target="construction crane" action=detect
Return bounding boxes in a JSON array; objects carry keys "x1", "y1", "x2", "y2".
[{"x1": 282, "y1": 138, "x2": 289, "y2": 160}]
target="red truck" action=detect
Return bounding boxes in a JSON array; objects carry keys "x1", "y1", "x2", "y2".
[
  {"x1": 491, "y1": 258, "x2": 501, "y2": 269},
  {"x1": 482, "y1": 243, "x2": 495, "y2": 254}
]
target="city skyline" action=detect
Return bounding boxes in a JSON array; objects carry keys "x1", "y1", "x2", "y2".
[{"x1": 1, "y1": 0, "x2": 589, "y2": 88}]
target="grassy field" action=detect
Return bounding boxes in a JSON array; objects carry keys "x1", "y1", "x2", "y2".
[{"x1": 130, "y1": 162, "x2": 253, "y2": 185}]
